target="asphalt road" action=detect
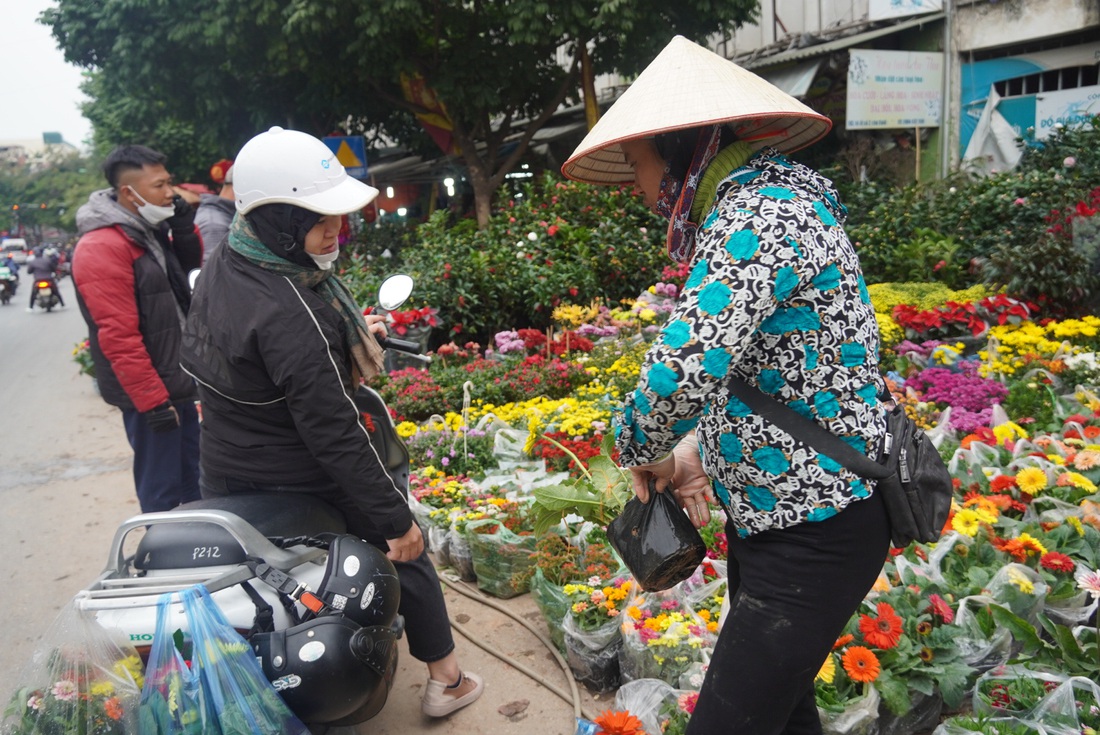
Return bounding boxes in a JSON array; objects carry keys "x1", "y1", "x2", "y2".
[{"x1": 0, "y1": 274, "x2": 601, "y2": 734}]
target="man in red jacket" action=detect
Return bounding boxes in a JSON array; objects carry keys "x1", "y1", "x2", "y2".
[{"x1": 72, "y1": 145, "x2": 204, "y2": 512}]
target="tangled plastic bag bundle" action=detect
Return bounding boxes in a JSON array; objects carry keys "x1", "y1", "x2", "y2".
[
  {"x1": 181, "y1": 586, "x2": 310, "y2": 735},
  {"x1": 612, "y1": 679, "x2": 677, "y2": 735},
  {"x1": 931, "y1": 716, "x2": 1049, "y2": 734},
  {"x1": 138, "y1": 593, "x2": 211, "y2": 734},
  {"x1": 2, "y1": 600, "x2": 144, "y2": 735},
  {"x1": 466, "y1": 518, "x2": 539, "y2": 599}
]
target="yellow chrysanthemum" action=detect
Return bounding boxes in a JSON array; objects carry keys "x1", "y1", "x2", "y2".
[
  {"x1": 816, "y1": 654, "x2": 837, "y2": 684},
  {"x1": 1007, "y1": 568, "x2": 1035, "y2": 594},
  {"x1": 1067, "y1": 516, "x2": 1085, "y2": 536},
  {"x1": 1045, "y1": 454, "x2": 1066, "y2": 466},
  {"x1": 1015, "y1": 467, "x2": 1048, "y2": 494},
  {"x1": 993, "y1": 422, "x2": 1028, "y2": 446},
  {"x1": 1059, "y1": 471, "x2": 1097, "y2": 492},
  {"x1": 1015, "y1": 533, "x2": 1048, "y2": 556},
  {"x1": 951, "y1": 509, "x2": 982, "y2": 537},
  {"x1": 395, "y1": 421, "x2": 419, "y2": 439}
]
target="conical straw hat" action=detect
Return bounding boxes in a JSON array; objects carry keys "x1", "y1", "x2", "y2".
[{"x1": 562, "y1": 36, "x2": 832, "y2": 185}]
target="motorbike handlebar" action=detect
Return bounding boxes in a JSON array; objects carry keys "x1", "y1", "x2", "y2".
[{"x1": 379, "y1": 337, "x2": 432, "y2": 365}]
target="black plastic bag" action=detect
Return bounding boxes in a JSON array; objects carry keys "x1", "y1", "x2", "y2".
[{"x1": 607, "y1": 485, "x2": 706, "y2": 592}]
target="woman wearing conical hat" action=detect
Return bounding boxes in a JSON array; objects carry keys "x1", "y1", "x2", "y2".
[{"x1": 564, "y1": 36, "x2": 891, "y2": 733}]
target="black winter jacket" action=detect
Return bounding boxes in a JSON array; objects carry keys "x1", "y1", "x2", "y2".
[{"x1": 179, "y1": 244, "x2": 413, "y2": 539}]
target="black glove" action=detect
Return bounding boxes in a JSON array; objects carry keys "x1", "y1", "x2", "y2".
[
  {"x1": 144, "y1": 402, "x2": 180, "y2": 433},
  {"x1": 166, "y1": 195, "x2": 196, "y2": 233}
]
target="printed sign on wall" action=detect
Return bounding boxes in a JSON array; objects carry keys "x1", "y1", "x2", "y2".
[
  {"x1": 1034, "y1": 85, "x2": 1100, "y2": 139},
  {"x1": 869, "y1": 0, "x2": 942, "y2": 21},
  {"x1": 846, "y1": 50, "x2": 944, "y2": 130}
]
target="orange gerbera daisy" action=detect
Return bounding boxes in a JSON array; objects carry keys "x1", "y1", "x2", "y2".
[
  {"x1": 594, "y1": 709, "x2": 645, "y2": 735},
  {"x1": 832, "y1": 633, "x2": 855, "y2": 650},
  {"x1": 858, "y1": 602, "x2": 903, "y2": 649},
  {"x1": 841, "y1": 646, "x2": 881, "y2": 683}
]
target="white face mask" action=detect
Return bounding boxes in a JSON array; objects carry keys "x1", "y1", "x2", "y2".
[
  {"x1": 126, "y1": 186, "x2": 175, "y2": 226},
  {"x1": 308, "y1": 248, "x2": 340, "y2": 270}
]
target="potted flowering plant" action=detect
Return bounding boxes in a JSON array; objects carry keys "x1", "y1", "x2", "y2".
[
  {"x1": 619, "y1": 596, "x2": 714, "y2": 686},
  {"x1": 465, "y1": 498, "x2": 539, "y2": 599},
  {"x1": 814, "y1": 636, "x2": 883, "y2": 735},
  {"x1": 525, "y1": 534, "x2": 619, "y2": 652},
  {"x1": 561, "y1": 575, "x2": 634, "y2": 693}
]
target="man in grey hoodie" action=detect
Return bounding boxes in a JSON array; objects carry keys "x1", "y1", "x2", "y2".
[{"x1": 194, "y1": 160, "x2": 235, "y2": 262}]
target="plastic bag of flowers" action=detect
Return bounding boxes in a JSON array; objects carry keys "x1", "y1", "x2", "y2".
[
  {"x1": 986, "y1": 562, "x2": 1049, "y2": 623},
  {"x1": 971, "y1": 664, "x2": 1067, "y2": 720},
  {"x1": 446, "y1": 525, "x2": 477, "y2": 582},
  {"x1": 617, "y1": 588, "x2": 716, "y2": 687},
  {"x1": 814, "y1": 638, "x2": 884, "y2": 735},
  {"x1": 466, "y1": 511, "x2": 538, "y2": 599},
  {"x1": 527, "y1": 535, "x2": 622, "y2": 653},
  {"x1": 951, "y1": 595, "x2": 1014, "y2": 674},
  {"x1": 931, "y1": 715, "x2": 1050, "y2": 734},
  {"x1": 612, "y1": 678, "x2": 678, "y2": 735},
  {"x1": 2, "y1": 600, "x2": 144, "y2": 735},
  {"x1": 1029, "y1": 676, "x2": 1100, "y2": 735},
  {"x1": 561, "y1": 576, "x2": 633, "y2": 693},
  {"x1": 877, "y1": 687, "x2": 945, "y2": 735}
]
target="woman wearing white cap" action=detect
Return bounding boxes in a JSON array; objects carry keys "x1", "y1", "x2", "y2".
[
  {"x1": 180, "y1": 127, "x2": 483, "y2": 719},
  {"x1": 564, "y1": 37, "x2": 890, "y2": 733}
]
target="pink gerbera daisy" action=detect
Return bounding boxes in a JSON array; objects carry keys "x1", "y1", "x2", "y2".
[{"x1": 926, "y1": 593, "x2": 955, "y2": 624}]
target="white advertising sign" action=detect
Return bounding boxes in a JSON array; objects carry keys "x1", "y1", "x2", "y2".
[
  {"x1": 846, "y1": 50, "x2": 944, "y2": 130},
  {"x1": 869, "y1": 0, "x2": 943, "y2": 21},
  {"x1": 1034, "y1": 84, "x2": 1100, "y2": 139}
]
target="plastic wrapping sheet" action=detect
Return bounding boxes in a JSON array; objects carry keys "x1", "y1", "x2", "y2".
[
  {"x1": 3, "y1": 601, "x2": 143, "y2": 735},
  {"x1": 1030, "y1": 676, "x2": 1100, "y2": 735},
  {"x1": 972, "y1": 664, "x2": 1067, "y2": 720},
  {"x1": 987, "y1": 563, "x2": 1049, "y2": 623},
  {"x1": 529, "y1": 568, "x2": 571, "y2": 653},
  {"x1": 877, "y1": 689, "x2": 943, "y2": 735},
  {"x1": 446, "y1": 527, "x2": 477, "y2": 582}
]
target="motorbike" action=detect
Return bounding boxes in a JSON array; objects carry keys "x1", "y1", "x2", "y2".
[
  {"x1": 0, "y1": 265, "x2": 15, "y2": 305},
  {"x1": 33, "y1": 277, "x2": 61, "y2": 311},
  {"x1": 74, "y1": 274, "x2": 430, "y2": 731}
]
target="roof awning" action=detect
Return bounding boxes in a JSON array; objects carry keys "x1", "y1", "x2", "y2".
[
  {"x1": 755, "y1": 60, "x2": 823, "y2": 97},
  {"x1": 740, "y1": 12, "x2": 946, "y2": 70}
]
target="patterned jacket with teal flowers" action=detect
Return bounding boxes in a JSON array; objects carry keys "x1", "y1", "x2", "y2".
[{"x1": 615, "y1": 148, "x2": 888, "y2": 538}]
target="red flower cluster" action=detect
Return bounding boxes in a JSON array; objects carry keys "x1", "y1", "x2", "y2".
[
  {"x1": 532, "y1": 431, "x2": 609, "y2": 476},
  {"x1": 388, "y1": 306, "x2": 439, "y2": 336}
]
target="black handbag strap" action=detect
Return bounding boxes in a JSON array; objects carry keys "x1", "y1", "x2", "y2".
[{"x1": 727, "y1": 376, "x2": 893, "y2": 480}]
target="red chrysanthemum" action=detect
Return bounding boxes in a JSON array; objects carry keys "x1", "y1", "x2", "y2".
[
  {"x1": 989, "y1": 474, "x2": 1018, "y2": 492},
  {"x1": 1040, "y1": 552, "x2": 1076, "y2": 574},
  {"x1": 858, "y1": 602, "x2": 903, "y2": 649},
  {"x1": 926, "y1": 593, "x2": 955, "y2": 624}
]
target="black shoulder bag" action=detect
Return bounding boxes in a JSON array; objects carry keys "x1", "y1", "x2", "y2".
[{"x1": 727, "y1": 377, "x2": 953, "y2": 548}]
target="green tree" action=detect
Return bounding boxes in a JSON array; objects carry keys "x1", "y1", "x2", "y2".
[
  {"x1": 0, "y1": 153, "x2": 101, "y2": 241},
  {"x1": 42, "y1": 0, "x2": 758, "y2": 220}
]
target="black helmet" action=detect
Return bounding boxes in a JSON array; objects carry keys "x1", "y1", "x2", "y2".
[
  {"x1": 314, "y1": 535, "x2": 400, "y2": 627},
  {"x1": 251, "y1": 615, "x2": 400, "y2": 725}
]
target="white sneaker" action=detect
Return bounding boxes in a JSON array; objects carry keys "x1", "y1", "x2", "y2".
[{"x1": 421, "y1": 671, "x2": 484, "y2": 717}]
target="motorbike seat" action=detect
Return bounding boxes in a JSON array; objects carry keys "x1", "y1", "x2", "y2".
[{"x1": 135, "y1": 493, "x2": 347, "y2": 570}]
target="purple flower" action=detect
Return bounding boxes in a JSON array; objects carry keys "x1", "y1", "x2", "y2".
[
  {"x1": 904, "y1": 361, "x2": 1007, "y2": 413},
  {"x1": 441, "y1": 456, "x2": 450, "y2": 467}
]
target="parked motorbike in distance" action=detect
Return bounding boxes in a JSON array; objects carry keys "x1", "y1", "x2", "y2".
[
  {"x1": 33, "y1": 277, "x2": 61, "y2": 312},
  {"x1": 74, "y1": 275, "x2": 429, "y2": 731}
]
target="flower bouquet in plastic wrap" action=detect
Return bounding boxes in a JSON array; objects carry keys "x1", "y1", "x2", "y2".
[
  {"x1": 561, "y1": 575, "x2": 634, "y2": 693},
  {"x1": 2, "y1": 601, "x2": 144, "y2": 735},
  {"x1": 814, "y1": 632, "x2": 884, "y2": 735}
]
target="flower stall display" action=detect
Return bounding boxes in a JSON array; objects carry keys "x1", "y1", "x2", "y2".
[{"x1": 3, "y1": 604, "x2": 144, "y2": 735}]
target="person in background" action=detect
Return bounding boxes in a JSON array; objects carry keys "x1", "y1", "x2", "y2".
[
  {"x1": 195, "y1": 158, "x2": 236, "y2": 261},
  {"x1": 180, "y1": 127, "x2": 484, "y2": 719},
  {"x1": 25, "y1": 246, "x2": 64, "y2": 310},
  {"x1": 562, "y1": 36, "x2": 891, "y2": 735},
  {"x1": 72, "y1": 144, "x2": 203, "y2": 513}
]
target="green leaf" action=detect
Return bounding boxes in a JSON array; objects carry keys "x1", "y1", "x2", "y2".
[
  {"x1": 936, "y1": 662, "x2": 973, "y2": 709},
  {"x1": 876, "y1": 670, "x2": 911, "y2": 716},
  {"x1": 989, "y1": 604, "x2": 1044, "y2": 651}
]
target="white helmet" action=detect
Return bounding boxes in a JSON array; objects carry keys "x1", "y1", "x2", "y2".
[{"x1": 233, "y1": 126, "x2": 379, "y2": 215}]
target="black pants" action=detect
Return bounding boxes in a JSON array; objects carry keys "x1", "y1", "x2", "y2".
[
  {"x1": 200, "y1": 472, "x2": 456, "y2": 664},
  {"x1": 121, "y1": 400, "x2": 201, "y2": 512},
  {"x1": 685, "y1": 490, "x2": 890, "y2": 735}
]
